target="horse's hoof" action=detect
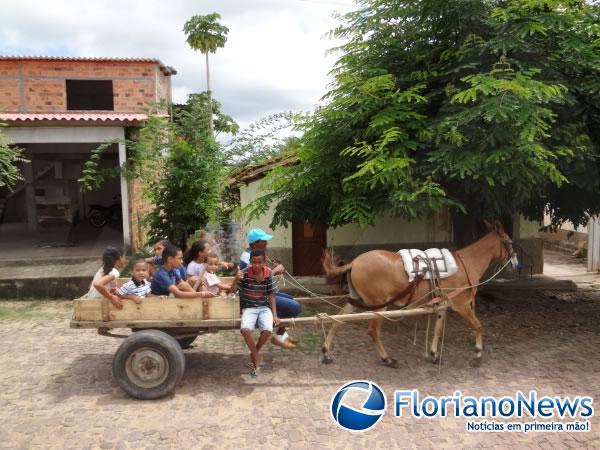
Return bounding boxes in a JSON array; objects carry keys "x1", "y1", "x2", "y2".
[
  {"x1": 429, "y1": 354, "x2": 440, "y2": 364},
  {"x1": 322, "y1": 355, "x2": 334, "y2": 364},
  {"x1": 381, "y1": 357, "x2": 399, "y2": 368}
]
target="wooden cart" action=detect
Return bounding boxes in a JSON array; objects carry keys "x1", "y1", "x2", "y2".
[{"x1": 71, "y1": 285, "x2": 446, "y2": 400}]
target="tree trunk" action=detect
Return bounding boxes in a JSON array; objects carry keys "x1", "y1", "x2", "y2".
[{"x1": 205, "y1": 52, "x2": 213, "y2": 136}]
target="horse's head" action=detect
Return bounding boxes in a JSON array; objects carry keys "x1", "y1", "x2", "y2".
[{"x1": 484, "y1": 220, "x2": 516, "y2": 267}]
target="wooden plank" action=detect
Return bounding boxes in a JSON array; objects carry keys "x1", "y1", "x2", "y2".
[
  {"x1": 101, "y1": 298, "x2": 110, "y2": 321},
  {"x1": 73, "y1": 295, "x2": 239, "y2": 322},
  {"x1": 70, "y1": 302, "x2": 446, "y2": 330},
  {"x1": 202, "y1": 299, "x2": 209, "y2": 320}
]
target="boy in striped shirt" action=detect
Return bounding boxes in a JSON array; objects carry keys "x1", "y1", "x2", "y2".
[
  {"x1": 231, "y1": 249, "x2": 280, "y2": 376},
  {"x1": 116, "y1": 260, "x2": 151, "y2": 303}
]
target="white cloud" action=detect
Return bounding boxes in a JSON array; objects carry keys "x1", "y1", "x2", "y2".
[{"x1": 0, "y1": 0, "x2": 353, "y2": 126}]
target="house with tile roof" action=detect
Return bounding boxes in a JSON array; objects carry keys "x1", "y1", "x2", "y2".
[{"x1": 0, "y1": 56, "x2": 177, "y2": 254}]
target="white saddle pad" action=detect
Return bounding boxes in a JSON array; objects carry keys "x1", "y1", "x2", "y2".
[{"x1": 399, "y1": 248, "x2": 459, "y2": 281}]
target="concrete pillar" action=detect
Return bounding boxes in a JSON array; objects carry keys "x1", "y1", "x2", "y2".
[
  {"x1": 23, "y1": 146, "x2": 36, "y2": 231},
  {"x1": 588, "y1": 217, "x2": 600, "y2": 272},
  {"x1": 117, "y1": 139, "x2": 131, "y2": 253}
]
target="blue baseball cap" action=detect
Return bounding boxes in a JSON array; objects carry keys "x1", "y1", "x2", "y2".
[{"x1": 247, "y1": 228, "x2": 273, "y2": 244}]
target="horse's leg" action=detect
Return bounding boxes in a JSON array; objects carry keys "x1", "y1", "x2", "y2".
[
  {"x1": 321, "y1": 302, "x2": 355, "y2": 364},
  {"x1": 453, "y1": 298, "x2": 483, "y2": 365},
  {"x1": 367, "y1": 316, "x2": 398, "y2": 368},
  {"x1": 429, "y1": 310, "x2": 447, "y2": 363}
]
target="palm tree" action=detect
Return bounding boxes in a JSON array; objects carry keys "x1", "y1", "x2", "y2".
[{"x1": 183, "y1": 13, "x2": 229, "y2": 136}]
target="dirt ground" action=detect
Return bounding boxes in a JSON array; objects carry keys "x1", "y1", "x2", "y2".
[{"x1": 0, "y1": 282, "x2": 599, "y2": 449}]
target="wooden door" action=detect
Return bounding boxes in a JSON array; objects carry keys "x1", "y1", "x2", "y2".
[{"x1": 292, "y1": 222, "x2": 326, "y2": 276}]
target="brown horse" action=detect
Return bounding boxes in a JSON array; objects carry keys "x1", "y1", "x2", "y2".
[{"x1": 321, "y1": 222, "x2": 514, "y2": 367}]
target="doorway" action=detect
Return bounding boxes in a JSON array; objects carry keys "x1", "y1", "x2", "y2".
[{"x1": 292, "y1": 222, "x2": 326, "y2": 275}]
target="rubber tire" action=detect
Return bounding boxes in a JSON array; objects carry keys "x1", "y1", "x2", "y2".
[
  {"x1": 112, "y1": 329, "x2": 185, "y2": 400},
  {"x1": 89, "y1": 209, "x2": 107, "y2": 228},
  {"x1": 176, "y1": 335, "x2": 198, "y2": 349}
]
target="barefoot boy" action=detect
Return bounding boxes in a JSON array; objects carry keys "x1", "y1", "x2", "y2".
[{"x1": 231, "y1": 248, "x2": 280, "y2": 377}]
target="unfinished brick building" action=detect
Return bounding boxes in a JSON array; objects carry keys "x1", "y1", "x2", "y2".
[{"x1": 0, "y1": 56, "x2": 176, "y2": 254}]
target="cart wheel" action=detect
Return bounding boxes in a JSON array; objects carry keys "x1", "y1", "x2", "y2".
[
  {"x1": 176, "y1": 335, "x2": 198, "y2": 349},
  {"x1": 113, "y1": 329, "x2": 185, "y2": 400}
]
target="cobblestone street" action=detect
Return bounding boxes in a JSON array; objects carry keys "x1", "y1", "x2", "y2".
[{"x1": 1, "y1": 289, "x2": 599, "y2": 449}]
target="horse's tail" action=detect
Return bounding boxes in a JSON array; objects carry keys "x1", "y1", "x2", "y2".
[{"x1": 322, "y1": 249, "x2": 353, "y2": 277}]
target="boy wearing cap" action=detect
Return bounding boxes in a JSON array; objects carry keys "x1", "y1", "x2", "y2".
[{"x1": 240, "y1": 228, "x2": 302, "y2": 349}]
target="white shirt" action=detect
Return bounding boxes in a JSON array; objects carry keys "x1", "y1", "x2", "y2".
[
  {"x1": 186, "y1": 261, "x2": 206, "y2": 278},
  {"x1": 117, "y1": 279, "x2": 151, "y2": 297},
  {"x1": 87, "y1": 267, "x2": 119, "y2": 298}
]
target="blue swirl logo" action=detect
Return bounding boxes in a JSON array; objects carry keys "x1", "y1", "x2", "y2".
[{"x1": 330, "y1": 380, "x2": 386, "y2": 432}]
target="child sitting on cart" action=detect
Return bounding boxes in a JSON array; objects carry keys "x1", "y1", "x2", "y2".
[
  {"x1": 201, "y1": 253, "x2": 234, "y2": 295},
  {"x1": 86, "y1": 246, "x2": 131, "y2": 309},
  {"x1": 230, "y1": 249, "x2": 280, "y2": 377},
  {"x1": 146, "y1": 239, "x2": 187, "y2": 281},
  {"x1": 116, "y1": 260, "x2": 151, "y2": 303},
  {"x1": 150, "y1": 244, "x2": 213, "y2": 299}
]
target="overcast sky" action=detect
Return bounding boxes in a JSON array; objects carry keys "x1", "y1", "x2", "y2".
[{"x1": 0, "y1": 0, "x2": 355, "y2": 130}]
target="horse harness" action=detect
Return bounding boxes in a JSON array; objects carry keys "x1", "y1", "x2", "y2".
[
  {"x1": 347, "y1": 250, "x2": 478, "y2": 311},
  {"x1": 346, "y1": 252, "x2": 446, "y2": 311}
]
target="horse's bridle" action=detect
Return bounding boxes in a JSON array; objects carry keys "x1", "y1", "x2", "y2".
[{"x1": 498, "y1": 232, "x2": 518, "y2": 268}]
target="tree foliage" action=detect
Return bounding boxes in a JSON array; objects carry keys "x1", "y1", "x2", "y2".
[
  {"x1": 183, "y1": 13, "x2": 229, "y2": 54},
  {"x1": 144, "y1": 137, "x2": 223, "y2": 247},
  {"x1": 175, "y1": 92, "x2": 239, "y2": 144},
  {"x1": 0, "y1": 124, "x2": 27, "y2": 190},
  {"x1": 248, "y1": 0, "x2": 600, "y2": 231}
]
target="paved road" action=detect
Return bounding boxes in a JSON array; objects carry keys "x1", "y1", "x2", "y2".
[{"x1": 1, "y1": 290, "x2": 599, "y2": 449}]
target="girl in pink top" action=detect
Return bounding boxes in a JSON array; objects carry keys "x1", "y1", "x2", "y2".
[{"x1": 202, "y1": 254, "x2": 233, "y2": 295}]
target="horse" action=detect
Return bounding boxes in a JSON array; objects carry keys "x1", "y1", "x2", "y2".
[{"x1": 321, "y1": 221, "x2": 514, "y2": 367}]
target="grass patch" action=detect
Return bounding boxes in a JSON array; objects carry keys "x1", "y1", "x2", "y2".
[
  {"x1": 297, "y1": 329, "x2": 324, "y2": 352},
  {"x1": 0, "y1": 300, "x2": 73, "y2": 320}
]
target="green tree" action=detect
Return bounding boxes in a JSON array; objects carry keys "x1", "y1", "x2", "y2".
[
  {"x1": 144, "y1": 139, "x2": 222, "y2": 248},
  {"x1": 175, "y1": 92, "x2": 238, "y2": 148},
  {"x1": 247, "y1": 0, "x2": 600, "y2": 237},
  {"x1": 183, "y1": 13, "x2": 229, "y2": 136},
  {"x1": 0, "y1": 125, "x2": 27, "y2": 190}
]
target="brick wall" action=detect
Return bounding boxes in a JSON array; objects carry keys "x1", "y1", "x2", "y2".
[
  {"x1": 113, "y1": 79, "x2": 155, "y2": 111},
  {"x1": 0, "y1": 60, "x2": 172, "y2": 113},
  {"x1": 128, "y1": 177, "x2": 150, "y2": 252}
]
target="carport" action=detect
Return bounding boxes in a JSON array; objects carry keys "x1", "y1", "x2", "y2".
[{"x1": 0, "y1": 114, "x2": 145, "y2": 256}]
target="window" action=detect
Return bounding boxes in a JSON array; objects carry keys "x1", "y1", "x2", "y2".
[{"x1": 66, "y1": 80, "x2": 114, "y2": 110}]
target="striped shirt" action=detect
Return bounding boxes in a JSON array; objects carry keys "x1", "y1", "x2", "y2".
[
  {"x1": 239, "y1": 249, "x2": 282, "y2": 292},
  {"x1": 238, "y1": 266, "x2": 274, "y2": 309},
  {"x1": 117, "y1": 279, "x2": 151, "y2": 297}
]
